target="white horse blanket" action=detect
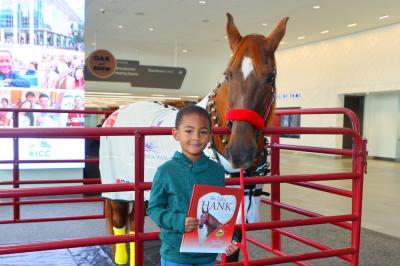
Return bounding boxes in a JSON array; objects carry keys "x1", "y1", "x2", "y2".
[{"x1": 99, "y1": 100, "x2": 262, "y2": 223}]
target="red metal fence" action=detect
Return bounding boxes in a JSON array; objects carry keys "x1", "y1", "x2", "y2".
[{"x1": 0, "y1": 107, "x2": 367, "y2": 265}]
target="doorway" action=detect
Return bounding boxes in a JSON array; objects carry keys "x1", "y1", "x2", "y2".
[{"x1": 343, "y1": 95, "x2": 364, "y2": 149}]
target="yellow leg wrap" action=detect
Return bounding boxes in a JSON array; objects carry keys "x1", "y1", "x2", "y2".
[
  {"x1": 113, "y1": 226, "x2": 128, "y2": 265},
  {"x1": 129, "y1": 231, "x2": 135, "y2": 266}
]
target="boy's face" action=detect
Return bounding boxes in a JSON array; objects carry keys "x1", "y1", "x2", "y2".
[
  {"x1": 0, "y1": 52, "x2": 13, "y2": 75},
  {"x1": 61, "y1": 96, "x2": 74, "y2": 110},
  {"x1": 39, "y1": 97, "x2": 50, "y2": 109},
  {"x1": 172, "y1": 113, "x2": 211, "y2": 162},
  {"x1": 74, "y1": 96, "x2": 84, "y2": 109}
]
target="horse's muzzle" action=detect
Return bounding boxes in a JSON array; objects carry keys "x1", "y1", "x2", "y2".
[{"x1": 226, "y1": 142, "x2": 256, "y2": 169}]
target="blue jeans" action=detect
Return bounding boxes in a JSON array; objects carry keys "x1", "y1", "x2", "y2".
[{"x1": 161, "y1": 257, "x2": 214, "y2": 266}]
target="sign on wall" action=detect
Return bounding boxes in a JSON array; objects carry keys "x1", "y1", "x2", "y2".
[
  {"x1": 86, "y1": 49, "x2": 117, "y2": 79},
  {"x1": 85, "y1": 59, "x2": 186, "y2": 89}
]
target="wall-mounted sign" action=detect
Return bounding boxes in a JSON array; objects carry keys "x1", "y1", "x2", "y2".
[
  {"x1": 277, "y1": 92, "x2": 303, "y2": 101},
  {"x1": 85, "y1": 59, "x2": 186, "y2": 89},
  {"x1": 86, "y1": 49, "x2": 117, "y2": 78}
]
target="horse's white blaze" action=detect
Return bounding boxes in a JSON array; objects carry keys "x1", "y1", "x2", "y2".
[{"x1": 241, "y1": 56, "x2": 253, "y2": 80}]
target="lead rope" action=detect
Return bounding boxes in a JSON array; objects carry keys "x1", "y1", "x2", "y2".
[{"x1": 221, "y1": 168, "x2": 249, "y2": 266}]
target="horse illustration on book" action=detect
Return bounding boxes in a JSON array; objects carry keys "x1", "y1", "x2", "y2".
[
  {"x1": 199, "y1": 206, "x2": 223, "y2": 245},
  {"x1": 100, "y1": 12, "x2": 288, "y2": 265}
]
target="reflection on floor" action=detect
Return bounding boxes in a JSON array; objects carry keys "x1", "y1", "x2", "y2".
[
  {"x1": 265, "y1": 151, "x2": 400, "y2": 238},
  {"x1": 0, "y1": 246, "x2": 113, "y2": 266}
]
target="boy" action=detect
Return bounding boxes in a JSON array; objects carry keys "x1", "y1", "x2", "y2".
[
  {"x1": 0, "y1": 50, "x2": 30, "y2": 87},
  {"x1": 147, "y1": 105, "x2": 238, "y2": 266}
]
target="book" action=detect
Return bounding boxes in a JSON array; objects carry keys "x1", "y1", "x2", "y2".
[{"x1": 180, "y1": 184, "x2": 243, "y2": 253}]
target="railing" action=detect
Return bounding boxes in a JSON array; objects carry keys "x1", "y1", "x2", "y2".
[
  {"x1": 0, "y1": 107, "x2": 367, "y2": 266},
  {"x1": 0, "y1": 108, "x2": 112, "y2": 223}
]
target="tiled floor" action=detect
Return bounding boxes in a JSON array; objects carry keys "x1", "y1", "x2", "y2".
[{"x1": 263, "y1": 151, "x2": 400, "y2": 238}]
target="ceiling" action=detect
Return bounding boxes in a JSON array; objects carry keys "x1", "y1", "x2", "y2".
[{"x1": 84, "y1": 0, "x2": 400, "y2": 108}]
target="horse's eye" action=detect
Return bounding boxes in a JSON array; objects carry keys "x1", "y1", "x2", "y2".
[
  {"x1": 227, "y1": 120, "x2": 232, "y2": 130},
  {"x1": 224, "y1": 73, "x2": 230, "y2": 81},
  {"x1": 266, "y1": 73, "x2": 276, "y2": 85}
]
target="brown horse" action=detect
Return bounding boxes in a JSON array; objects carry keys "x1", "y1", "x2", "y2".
[
  {"x1": 100, "y1": 13, "x2": 288, "y2": 265},
  {"x1": 199, "y1": 206, "x2": 223, "y2": 237}
]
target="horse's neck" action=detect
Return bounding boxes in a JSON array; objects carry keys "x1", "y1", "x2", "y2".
[
  {"x1": 207, "y1": 215, "x2": 222, "y2": 233},
  {"x1": 208, "y1": 82, "x2": 229, "y2": 157}
]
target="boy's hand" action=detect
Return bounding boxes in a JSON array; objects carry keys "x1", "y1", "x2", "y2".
[
  {"x1": 184, "y1": 217, "x2": 199, "y2": 232},
  {"x1": 225, "y1": 240, "x2": 239, "y2": 256}
]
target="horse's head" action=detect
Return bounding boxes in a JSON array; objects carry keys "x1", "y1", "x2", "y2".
[
  {"x1": 199, "y1": 206, "x2": 209, "y2": 229},
  {"x1": 224, "y1": 13, "x2": 288, "y2": 168}
]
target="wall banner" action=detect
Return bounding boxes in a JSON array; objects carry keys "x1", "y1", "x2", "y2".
[{"x1": 85, "y1": 59, "x2": 186, "y2": 89}]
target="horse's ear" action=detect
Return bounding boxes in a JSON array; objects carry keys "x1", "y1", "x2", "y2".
[
  {"x1": 267, "y1": 17, "x2": 289, "y2": 52},
  {"x1": 226, "y1": 13, "x2": 242, "y2": 51}
]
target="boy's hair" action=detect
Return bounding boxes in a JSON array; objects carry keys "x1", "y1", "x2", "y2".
[
  {"x1": 25, "y1": 91, "x2": 35, "y2": 98},
  {"x1": 175, "y1": 105, "x2": 211, "y2": 129},
  {"x1": 0, "y1": 50, "x2": 12, "y2": 58},
  {"x1": 39, "y1": 93, "x2": 49, "y2": 99}
]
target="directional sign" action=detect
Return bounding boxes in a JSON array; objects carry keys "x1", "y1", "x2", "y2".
[{"x1": 85, "y1": 59, "x2": 186, "y2": 89}]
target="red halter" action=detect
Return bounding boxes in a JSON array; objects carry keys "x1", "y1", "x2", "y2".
[
  {"x1": 225, "y1": 69, "x2": 276, "y2": 130},
  {"x1": 226, "y1": 108, "x2": 265, "y2": 130}
]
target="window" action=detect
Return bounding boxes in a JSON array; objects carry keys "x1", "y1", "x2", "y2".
[{"x1": 278, "y1": 107, "x2": 301, "y2": 139}]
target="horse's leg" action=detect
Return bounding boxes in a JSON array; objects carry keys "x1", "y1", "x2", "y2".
[
  {"x1": 111, "y1": 200, "x2": 129, "y2": 265},
  {"x1": 104, "y1": 199, "x2": 115, "y2": 255}
]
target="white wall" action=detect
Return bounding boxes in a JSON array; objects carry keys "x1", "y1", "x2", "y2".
[
  {"x1": 397, "y1": 96, "x2": 400, "y2": 160},
  {"x1": 275, "y1": 23, "x2": 400, "y2": 158}
]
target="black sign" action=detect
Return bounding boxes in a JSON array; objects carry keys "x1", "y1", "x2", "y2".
[{"x1": 85, "y1": 59, "x2": 186, "y2": 89}]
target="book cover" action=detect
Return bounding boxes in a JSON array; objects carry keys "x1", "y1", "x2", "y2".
[{"x1": 180, "y1": 184, "x2": 242, "y2": 253}]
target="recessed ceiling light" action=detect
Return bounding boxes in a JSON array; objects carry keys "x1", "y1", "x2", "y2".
[
  {"x1": 297, "y1": 36, "x2": 305, "y2": 40},
  {"x1": 379, "y1": 15, "x2": 390, "y2": 20},
  {"x1": 91, "y1": 42, "x2": 96, "y2": 46},
  {"x1": 280, "y1": 41, "x2": 286, "y2": 45},
  {"x1": 313, "y1": 5, "x2": 320, "y2": 9},
  {"x1": 148, "y1": 27, "x2": 154, "y2": 31},
  {"x1": 223, "y1": 35, "x2": 227, "y2": 39},
  {"x1": 117, "y1": 25, "x2": 124, "y2": 29},
  {"x1": 199, "y1": 0, "x2": 206, "y2": 4},
  {"x1": 347, "y1": 23, "x2": 357, "y2": 27},
  {"x1": 321, "y1": 30, "x2": 329, "y2": 34},
  {"x1": 261, "y1": 23, "x2": 268, "y2": 27},
  {"x1": 182, "y1": 49, "x2": 188, "y2": 53}
]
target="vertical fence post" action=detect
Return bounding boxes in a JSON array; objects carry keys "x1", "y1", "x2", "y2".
[
  {"x1": 12, "y1": 110, "x2": 20, "y2": 222},
  {"x1": 134, "y1": 129, "x2": 145, "y2": 265},
  {"x1": 270, "y1": 114, "x2": 281, "y2": 251},
  {"x1": 351, "y1": 138, "x2": 365, "y2": 265}
]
